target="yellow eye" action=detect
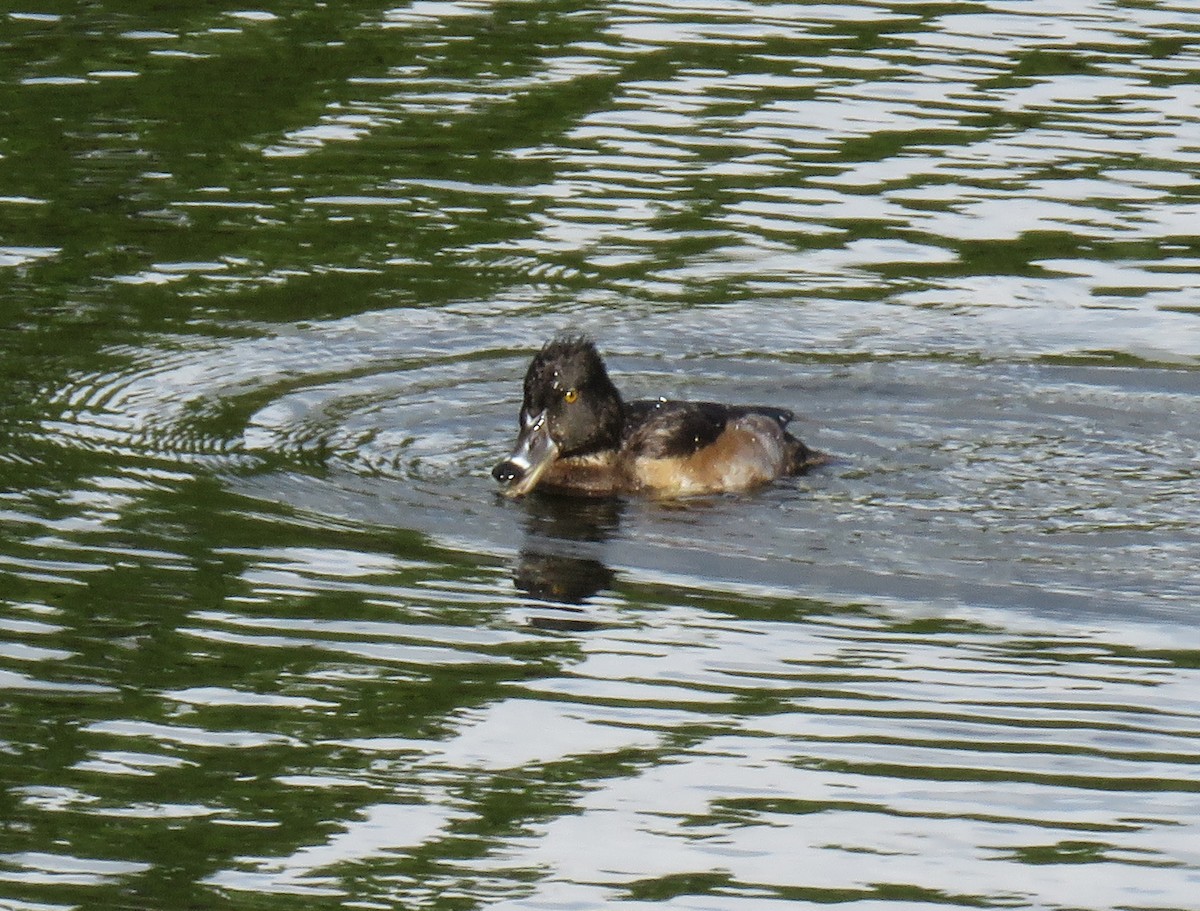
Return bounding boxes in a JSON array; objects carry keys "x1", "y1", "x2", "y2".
[{"x1": 563, "y1": 388, "x2": 578, "y2": 404}]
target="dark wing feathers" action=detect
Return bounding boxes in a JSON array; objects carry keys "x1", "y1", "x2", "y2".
[
  {"x1": 730, "y1": 405, "x2": 793, "y2": 427},
  {"x1": 622, "y1": 400, "x2": 794, "y2": 459}
]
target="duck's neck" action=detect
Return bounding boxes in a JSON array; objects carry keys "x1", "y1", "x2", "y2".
[{"x1": 571, "y1": 389, "x2": 624, "y2": 457}]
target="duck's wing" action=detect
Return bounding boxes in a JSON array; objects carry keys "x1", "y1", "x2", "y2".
[
  {"x1": 729, "y1": 405, "x2": 794, "y2": 427},
  {"x1": 623, "y1": 401, "x2": 794, "y2": 459}
]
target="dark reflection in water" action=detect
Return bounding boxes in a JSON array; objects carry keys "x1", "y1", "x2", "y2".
[{"x1": 510, "y1": 494, "x2": 622, "y2": 620}]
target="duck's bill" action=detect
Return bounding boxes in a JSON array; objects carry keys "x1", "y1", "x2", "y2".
[{"x1": 492, "y1": 413, "x2": 560, "y2": 498}]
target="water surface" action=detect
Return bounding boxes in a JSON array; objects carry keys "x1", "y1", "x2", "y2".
[{"x1": 2, "y1": 1, "x2": 1198, "y2": 909}]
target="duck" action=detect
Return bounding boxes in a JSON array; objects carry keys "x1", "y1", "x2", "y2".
[{"x1": 492, "y1": 337, "x2": 825, "y2": 498}]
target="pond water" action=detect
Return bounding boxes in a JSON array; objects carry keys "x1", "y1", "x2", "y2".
[{"x1": 2, "y1": 1, "x2": 1198, "y2": 909}]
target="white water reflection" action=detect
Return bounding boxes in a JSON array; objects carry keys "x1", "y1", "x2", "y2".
[{"x1": 209, "y1": 802, "x2": 464, "y2": 897}]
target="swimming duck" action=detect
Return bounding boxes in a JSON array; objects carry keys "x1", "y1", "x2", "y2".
[{"x1": 492, "y1": 337, "x2": 825, "y2": 498}]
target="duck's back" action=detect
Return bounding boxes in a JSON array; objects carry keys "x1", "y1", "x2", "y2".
[{"x1": 619, "y1": 400, "x2": 817, "y2": 495}]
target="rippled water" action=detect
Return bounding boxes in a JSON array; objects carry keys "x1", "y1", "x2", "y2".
[{"x1": 2, "y1": 1, "x2": 1199, "y2": 909}]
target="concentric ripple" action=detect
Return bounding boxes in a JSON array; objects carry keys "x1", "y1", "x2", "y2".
[{"x1": 34, "y1": 310, "x2": 513, "y2": 480}]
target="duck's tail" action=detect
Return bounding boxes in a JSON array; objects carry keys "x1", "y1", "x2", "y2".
[{"x1": 786, "y1": 435, "x2": 833, "y2": 474}]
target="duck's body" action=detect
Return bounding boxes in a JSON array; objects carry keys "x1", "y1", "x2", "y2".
[{"x1": 492, "y1": 338, "x2": 825, "y2": 499}]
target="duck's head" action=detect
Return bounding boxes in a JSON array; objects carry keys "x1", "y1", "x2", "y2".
[{"x1": 492, "y1": 337, "x2": 623, "y2": 497}]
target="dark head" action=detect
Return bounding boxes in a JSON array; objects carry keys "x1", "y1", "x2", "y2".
[{"x1": 492, "y1": 337, "x2": 623, "y2": 497}]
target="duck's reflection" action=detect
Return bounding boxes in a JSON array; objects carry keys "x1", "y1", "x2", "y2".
[{"x1": 510, "y1": 494, "x2": 622, "y2": 626}]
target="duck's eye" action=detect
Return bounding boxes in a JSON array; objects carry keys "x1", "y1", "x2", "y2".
[{"x1": 563, "y1": 388, "x2": 579, "y2": 404}]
